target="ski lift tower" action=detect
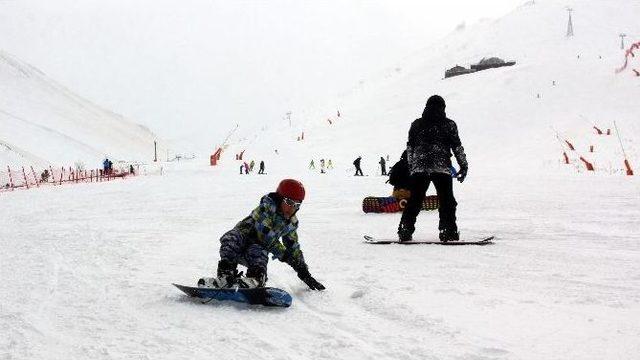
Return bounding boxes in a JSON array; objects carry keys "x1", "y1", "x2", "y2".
[
  {"x1": 619, "y1": 34, "x2": 627, "y2": 49},
  {"x1": 566, "y1": 8, "x2": 574, "y2": 37}
]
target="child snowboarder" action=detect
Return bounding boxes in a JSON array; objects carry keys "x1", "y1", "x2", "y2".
[
  {"x1": 198, "y1": 179, "x2": 325, "y2": 290},
  {"x1": 388, "y1": 150, "x2": 411, "y2": 200}
]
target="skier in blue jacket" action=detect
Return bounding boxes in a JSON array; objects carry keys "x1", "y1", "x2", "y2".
[{"x1": 199, "y1": 179, "x2": 325, "y2": 290}]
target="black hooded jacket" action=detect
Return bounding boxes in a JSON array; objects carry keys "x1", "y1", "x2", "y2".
[{"x1": 406, "y1": 105, "x2": 468, "y2": 176}]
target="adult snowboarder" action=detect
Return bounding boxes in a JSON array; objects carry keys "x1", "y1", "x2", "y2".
[
  {"x1": 198, "y1": 179, "x2": 325, "y2": 290},
  {"x1": 258, "y1": 160, "x2": 265, "y2": 174},
  {"x1": 353, "y1": 156, "x2": 364, "y2": 176},
  {"x1": 398, "y1": 95, "x2": 468, "y2": 242}
]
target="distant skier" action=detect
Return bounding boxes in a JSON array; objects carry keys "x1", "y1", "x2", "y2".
[
  {"x1": 379, "y1": 157, "x2": 387, "y2": 176},
  {"x1": 198, "y1": 179, "x2": 325, "y2": 290},
  {"x1": 397, "y1": 95, "x2": 468, "y2": 242},
  {"x1": 258, "y1": 160, "x2": 265, "y2": 174},
  {"x1": 249, "y1": 160, "x2": 255, "y2": 172},
  {"x1": 353, "y1": 156, "x2": 364, "y2": 176},
  {"x1": 309, "y1": 160, "x2": 315, "y2": 170},
  {"x1": 243, "y1": 162, "x2": 249, "y2": 174},
  {"x1": 320, "y1": 159, "x2": 326, "y2": 174},
  {"x1": 103, "y1": 158, "x2": 110, "y2": 174},
  {"x1": 40, "y1": 169, "x2": 50, "y2": 183},
  {"x1": 327, "y1": 159, "x2": 334, "y2": 169}
]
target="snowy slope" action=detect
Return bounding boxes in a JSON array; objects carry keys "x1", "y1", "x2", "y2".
[
  {"x1": 1, "y1": 1, "x2": 640, "y2": 360},
  {"x1": 0, "y1": 50, "x2": 164, "y2": 168},
  {"x1": 226, "y1": 0, "x2": 639, "y2": 178}
]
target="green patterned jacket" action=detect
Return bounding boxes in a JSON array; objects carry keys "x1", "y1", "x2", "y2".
[{"x1": 234, "y1": 194, "x2": 307, "y2": 272}]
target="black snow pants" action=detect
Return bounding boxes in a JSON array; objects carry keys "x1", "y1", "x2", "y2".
[
  {"x1": 219, "y1": 229, "x2": 269, "y2": 277},
  {"x1": 400, "y1": 173, "x2": 457, "y2": 233}
]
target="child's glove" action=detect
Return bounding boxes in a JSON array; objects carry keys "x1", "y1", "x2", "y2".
[{"x1": 297, "y1": 268, "x2": 326, "y2": 291}]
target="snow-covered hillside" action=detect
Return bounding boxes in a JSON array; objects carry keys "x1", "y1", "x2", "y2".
[
  {"x1": 0, "y1": 50, "x2": 163, "y2": 168},
  {"x1": 1, "y1": 1, "x2": 639, "y2": 360},
  {"x1": 221, "y1": 0, "x2": 639, "y2": 179}
]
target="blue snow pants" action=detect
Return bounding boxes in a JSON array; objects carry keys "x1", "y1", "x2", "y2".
[{"x1": 219, "y1": 229, "x2": 269, "y2": 275}]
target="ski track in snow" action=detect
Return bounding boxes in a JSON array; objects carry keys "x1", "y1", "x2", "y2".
[{"x1": 1, "y1": 167, "x2": 639, "y2": 359}]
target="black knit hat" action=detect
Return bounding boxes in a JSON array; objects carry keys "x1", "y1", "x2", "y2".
[{"x1": 426, "y1": 95, "x2": 446, "y2": 110}]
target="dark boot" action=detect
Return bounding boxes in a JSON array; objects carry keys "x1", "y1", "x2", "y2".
[
  {"x1": 439, "y1": 229, "x2": 460, "y2": 242},
  {"x1": 397, "y1": 222, "x2": 415, "y2": 242}
]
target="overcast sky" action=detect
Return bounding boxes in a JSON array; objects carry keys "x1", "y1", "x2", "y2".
[{"x1": 0, "y1": 0, "x2": 525, "y2": 152}]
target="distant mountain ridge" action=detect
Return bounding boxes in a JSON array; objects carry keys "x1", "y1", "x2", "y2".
[{"x1": 0, "y1": 50, "x2": 163, "y2": 168}]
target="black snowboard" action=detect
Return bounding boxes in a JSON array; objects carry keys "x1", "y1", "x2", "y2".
[{"x1": 363, "y1": 235, "x2": 494, "y2": 245}]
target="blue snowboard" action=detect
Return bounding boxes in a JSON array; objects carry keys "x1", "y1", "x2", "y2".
[{"x1": 173, "y1": 283, "x2": 292, "y2": 308}]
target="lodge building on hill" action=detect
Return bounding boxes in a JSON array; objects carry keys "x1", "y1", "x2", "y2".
[
  {"x1": 444, "y1": 65, "x2": 476, "y2": 78},
  {"x1": 470, "y1": 57, "x2": 517, "y2": 71},
  {"x1": 445, "y1": 57, "x2": 516, "y2": 78}
]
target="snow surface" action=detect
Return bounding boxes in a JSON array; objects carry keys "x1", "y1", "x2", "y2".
[
  {"x1": 1, "y1": 164, "x2": 639, "y2": 359},
  {"x1": 2, "y1": 0, "x2": 640, "y2": 359}
]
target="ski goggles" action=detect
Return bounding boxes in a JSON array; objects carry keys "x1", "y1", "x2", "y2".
[{"x1": 283, "y1": 197, "x2": 302, "y2": 210}]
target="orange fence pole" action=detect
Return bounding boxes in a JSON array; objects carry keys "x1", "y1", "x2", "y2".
[
  {"x1": 624, "y1": 159, "x2": 634, "y2": 176},
  {"x1": 564, "y1": 140, "x2": 575, "y2": 150},
  {"x1": 579, "y1": 157, "x2": 595, "y2": 171},
  {"x1": 22, "y1": 167, "x2": 29, "y2": 189},
  {"x1": 30, "y1": 166, "x2": 39, "y2": 187},
  {"x1": 7, "y1": 166, "x2": 14, "y2": 191}
]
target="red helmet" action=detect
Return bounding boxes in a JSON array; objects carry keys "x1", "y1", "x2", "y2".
[{"x1": 276, "y1": 179, "x2": 305, "y2": 202}]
